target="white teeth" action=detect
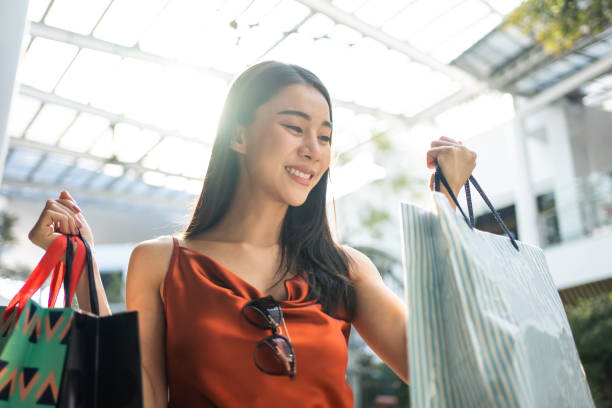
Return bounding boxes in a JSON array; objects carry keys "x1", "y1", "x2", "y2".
[{"x1": 285, "y1": 166, "x2": 312, "y2": 180}]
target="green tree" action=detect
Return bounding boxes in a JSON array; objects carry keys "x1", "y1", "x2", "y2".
[
  {"x1": 505, "y1": 0, "x2": 612, "y2": 54},
  {"x1": 565, "y1": 293, "x2": 612, "y2": 407}
]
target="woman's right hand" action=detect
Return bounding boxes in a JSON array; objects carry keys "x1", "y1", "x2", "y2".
[{"x1": 28, "y1": 190, "x2": 94, "y2": 251}]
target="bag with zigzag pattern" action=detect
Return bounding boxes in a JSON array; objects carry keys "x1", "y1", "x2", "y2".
[{"x1": 0, "y1": 234, "x2": 143, "y2": 408}]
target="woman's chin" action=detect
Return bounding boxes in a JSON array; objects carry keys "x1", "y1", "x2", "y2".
[{"x1": 286, "y1": 195, "x2": 308, "y2": 207}]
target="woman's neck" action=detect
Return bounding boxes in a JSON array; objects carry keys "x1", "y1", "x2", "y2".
[{"x1": 199, "y1": 179, "x2": 288, "y2": 248}]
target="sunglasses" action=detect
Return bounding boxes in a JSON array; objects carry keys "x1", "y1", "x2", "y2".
[{"x1": 241, "y1": 296, "x2": 296, "y2": 380}]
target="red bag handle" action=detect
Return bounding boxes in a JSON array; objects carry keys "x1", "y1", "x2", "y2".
[
  {"x1": 2, "y1": 235, "x2": 85, "y2": 322},
  {"x1": 47, "y1": 235, "x2": 86, "y2": 308}
]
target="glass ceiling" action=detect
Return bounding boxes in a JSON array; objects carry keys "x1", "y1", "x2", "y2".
[{"x1": 3, "y1": 0, "x2": 525, "y2": 206}]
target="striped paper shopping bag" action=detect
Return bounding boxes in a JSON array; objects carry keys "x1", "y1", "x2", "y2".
[{"x1": 399, "y1": 167, "x2": 594, "y2": 407}]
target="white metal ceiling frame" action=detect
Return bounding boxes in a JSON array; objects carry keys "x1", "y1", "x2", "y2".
[
  {"x1": 10, "y1": 0, "x2": 496, "y2": 203},
  {"x1": 18, "y1": 20, "x2": 422, "y2": 189}
]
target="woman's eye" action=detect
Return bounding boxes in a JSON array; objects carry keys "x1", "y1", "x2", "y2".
[
  {"x1": 284, "y1": 125, "x2": 302, "y2": 133},
  {"x1": 319, "y1": 136, "x2": 331, "y2": 143}
]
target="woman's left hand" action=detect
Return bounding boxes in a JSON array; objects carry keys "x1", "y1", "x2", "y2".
[{"x1": 426, "y1": 136, "x2": 477, "y2": 199}]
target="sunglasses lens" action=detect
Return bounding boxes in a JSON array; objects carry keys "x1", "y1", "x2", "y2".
[
  {"x1": 243, "y1": 298, "x2": 283, "y2": 329},
  {"x1": 254, "y1": 335, "x2": 295, "y2": 377}
]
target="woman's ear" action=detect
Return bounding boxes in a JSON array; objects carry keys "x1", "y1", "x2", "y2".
[{"x1": 229, "y1": 125, "x2": 247, "y2": 154}]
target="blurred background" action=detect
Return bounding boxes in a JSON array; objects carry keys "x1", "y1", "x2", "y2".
[{"x1": 1, "y1": 0, "x2": 611, "y2": 406}]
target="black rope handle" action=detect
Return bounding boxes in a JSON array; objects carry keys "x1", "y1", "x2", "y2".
[
  {"x1": 63, "y1": 234, "x2": 73, "y2": 307},
  {"x1": 78, "y1": 231, "x2": 99, "y2": 315},
  {"x1": 62, "y1": 233, "x2": 99, "y2": 314},
  {"x1": 434, "y1": 164, "x2": 519, "y2": 251}
]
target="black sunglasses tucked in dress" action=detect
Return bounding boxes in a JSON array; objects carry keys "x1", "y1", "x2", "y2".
[{"x1": 241, "y1": 295, "x2": 296, "y2": 380}]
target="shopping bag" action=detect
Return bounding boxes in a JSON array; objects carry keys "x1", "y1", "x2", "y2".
[
  {"x1": 0, "y1": 235, "x2": 86, "y2": 407},
  {"x1": 1, "y1": 233, "x2": 143, "y2": 408},
  {"x1": 400, "y1": 165, "x2": 595, "y2": 407},
  {"x1": 58, "y1": 234, "x2": 143, "y2": 408}
]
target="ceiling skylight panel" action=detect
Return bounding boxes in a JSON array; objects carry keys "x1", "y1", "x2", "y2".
[
  {"x1": 354, "y1": 0, "x2": 414, "y2": 27},
  {"x1": 377, "y1": 53, "x2": 419, "y2": 115},
  {"x1": 136, "y1": 0, "x2": 198, "y2": 59},
  {"x1": 102, "y1": 163, "x2": 124, "y2": 178},
  {"x1": 141, "y1": 137, "x2": 185, "y2": 175},
  {"x1": 44, "y1": 0, "x2": 110, "y2": 35},
  {"x1": 6, "y1": 96, "x2": 41, "y2": 137},
  {"x1": 236, "y1": 0, "x2": 282, "y2": 26},
  {"x1": 263, "y1": 32, "x2": 316, "y2": 69},
  {"x1": 232, "y1": 25, "x2": 286, "y2": 66},
  {"x1": 88, "y1": 173, "x2": 116, "y2": 191},
  {"x1": 89, "y1": 128, "x2": 114, "y2": 158},
  {"x1": 298, "y1": 13, "x2": 335, "y2": 38},
  {"x1": 485, "y1": 0, "x2": 523, "y2": 15},
  {"x1": 25, "y1": 104, "x2": 76, "y2": 145},
  {"x1": 142, "y1": 171, "x2": 166, "y2": 187},
  {"x1": 382, "y1": 0, "x2": 444, "y2": 41},
  {"x1": 331, "y1": 0, "x2": 370, "y2": 13},
  {"x1": 179, "y1": 142, "x2": 210, "y2": 179},
  {"x1": 4, "y1": 149, "x2": 43, "y2": 180},
  {"x1": 19, "y1": 38, "x2": 78, "y2": 92},
  {"x1": 163, "y1": 175, "x2": 190, "y2": 192},
  {"x1": 87, "y1": 57, "x2": 125, "y2": 115},
  {"x1": 27, "y1": 0, "x2": 52, "y2": 22},
  {"x1": 398, "y1": 64, "x2": 460, "y2": 116},
  {"x1": 432, "y1": 13, "x2": 502, "y2": 63},
  {"x1": 581, "y1": 41, "x2": 612, "y2": 58},
  {"x1": 333, "y1": 113, "x2": 379, "y2": 154},
  {"x1": 260, "y1": 0, "x2": 311, "y2": 33},
  {"x1": 30, "y1": 153, "x2": 74, "y2": 184},
  {"x1": 185, "y1": 179, "x2": 203, "y2": 194},
  {"x1": 59, "y1": 113, "x2": 109, "y2": 152},
  {"x1": 115, "y1": 58, "x2": 164, "y2": 124},
  {"x1": 55, "y1": 49, "x2": 122, "y2": 104},
  {"x1": 411, "y1": 0, "x2": 490, "y2": 52},
  {"x1": 114, "y1": 126, "x2": 161, "y2": 163},
  {"x1": 328, "y1": 24, "x2": 362, "y2": 45},
  {"x1": 149, "y1": 66, "x2": 226, "y2": 141},
  {"x1": 344, "y1": 38, "x2": 391, "y2": 108},
  {"x1": 434, "y1": 92, "x2": 514, "y2": 140},
  {"x1": 298, "y1": 38, "x2": 354, "y2": 99},
  {"x1": 93, "y1": 0, "x2": 168, "y2": 46}
]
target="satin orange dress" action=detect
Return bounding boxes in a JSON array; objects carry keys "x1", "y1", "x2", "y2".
[{"x1": 162, "y1": 237, "x2": 354, "y2": 407}]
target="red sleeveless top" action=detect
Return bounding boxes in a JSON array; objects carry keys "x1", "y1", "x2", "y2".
[{"x1": 162, "y1": 237, "x2": 354, "y2": 407}]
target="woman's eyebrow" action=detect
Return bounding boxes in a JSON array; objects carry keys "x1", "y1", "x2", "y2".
[{"x1": 276, "y1": 110, "x2": 332, "y2": 129}]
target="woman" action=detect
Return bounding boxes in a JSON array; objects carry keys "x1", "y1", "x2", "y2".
[{"x1": 28, "y1": 61, "x2": 476, "y2": 407}]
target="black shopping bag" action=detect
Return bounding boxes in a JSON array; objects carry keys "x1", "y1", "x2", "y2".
[{"x1": 58, "y1": 234, "x2": 143, "y2": 408}]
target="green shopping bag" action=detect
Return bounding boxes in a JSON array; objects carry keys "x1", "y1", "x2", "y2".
[{"x1": 0, "y1": 235, "x2": 86, "y2": 407}]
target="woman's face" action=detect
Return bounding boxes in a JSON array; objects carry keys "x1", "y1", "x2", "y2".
[{"x1": 234, "y1": 83, "x2": 332, "y2": 207}]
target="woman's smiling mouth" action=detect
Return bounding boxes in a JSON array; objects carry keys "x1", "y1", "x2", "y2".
[{"x1": 285, "y1": 166, "x2": 313, "y2": 185}]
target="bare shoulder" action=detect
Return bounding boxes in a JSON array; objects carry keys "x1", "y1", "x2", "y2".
[
  {"x1": 127, "y1": 235, "x2": 175, "y2": 293},
  {"x1": 340, "y1": 244, "x2": 383, "y2": 284}
]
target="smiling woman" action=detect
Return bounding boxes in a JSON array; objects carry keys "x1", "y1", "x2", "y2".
[{"x1": 28, "y1": 60, "x2": 477, "y2": 408}]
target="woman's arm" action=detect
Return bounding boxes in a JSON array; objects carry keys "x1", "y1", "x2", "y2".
[
  {"x1": 126, "y1": 237, "x2": 173, "y2": 408},
  {"x1": 344, "y1": 245, "x2": 410, "y2": 384}
]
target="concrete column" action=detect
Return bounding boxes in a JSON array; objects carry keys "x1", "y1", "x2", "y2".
[
  {"x1": 544, "y1": 100, "x2": 584, "y2": 241},
  {"x1": 509, "y1": 114, "x2": 541, "y2": 246},
  {"x1": 0, "y1": 0, "x2": 30, "y2": 186}
]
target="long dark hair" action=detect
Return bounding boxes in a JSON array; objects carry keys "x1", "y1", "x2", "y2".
[{"x1": 184, "y1": 61, "x2": 356, "y2": 321}]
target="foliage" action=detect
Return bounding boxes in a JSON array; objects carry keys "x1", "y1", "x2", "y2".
[
  {"x1": 0, "y1": 211, "x2": 17, "y2": 247},
  {"x1": 565, "y1": 293, "x2": 612, "y2": 407},
  {"x1": 505, "y1": 0, "x2": 612, "y2": 54},
  {"x1": 356, "y1": 353, "x2": 410, "y2": 407},
  {"x1": 361, "y1": 206, "x2": 391, "y2": 239}
]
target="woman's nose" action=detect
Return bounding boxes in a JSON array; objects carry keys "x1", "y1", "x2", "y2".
[{"x1": 299, "y1": 133, "x2": 321, "y2": 161}]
